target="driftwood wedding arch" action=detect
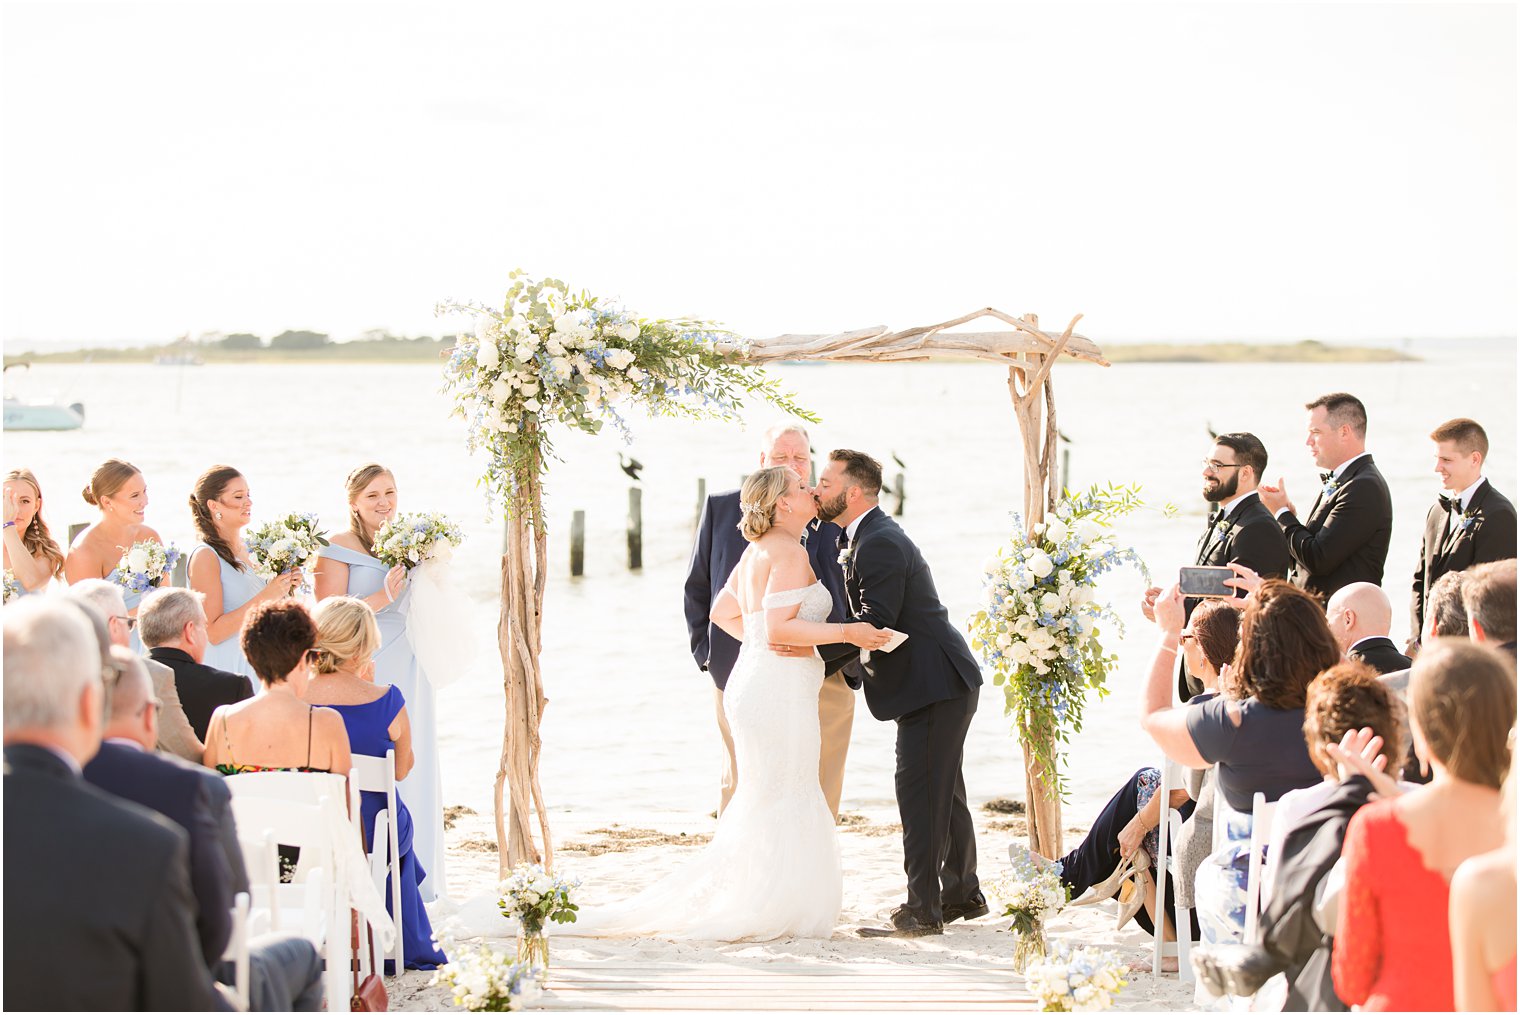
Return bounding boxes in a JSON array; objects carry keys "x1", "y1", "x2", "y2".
[{"x1": 494, "y1": 307, "x2": 1106, "y2": 874}]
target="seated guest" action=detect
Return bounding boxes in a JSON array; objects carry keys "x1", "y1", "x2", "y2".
[
  {"x1": 1382, "y1": 570, "x2": 1468, "y2": 784},
  {"x1": 141, "y1": 587, "x2": 253, "y2": 740},
  {"x1": 305, "y1": 596, "x2": 446, "y2": 970},
  {"x1": 1332, "y1": 639, "x2": 1515, "y2": 1011},
  {"x1": 1449, "y1": 749, "x2": 1518, "y2": 1012},
  {"x1": 1325, "y1": 582, "x2": 1411, "y2": 674},
  {"x1": 1050, "y1": 600, "x2": 1240, "y2": 949},
  {"x1": 66, "y1": 579, "x2": 202, "y2": 761},
  {"x1": 1141, "y1": 581, "x2": 1332, "y2": 945},
  {"x1": 202, "y1": 599, "x2": 349, "y2": 778},
  {"x1": 85, "y1": 648, "x2": 324, "y2": 1011},
  {"x1": 3, "y1": 599, "x2": 215, "y2": 1011},
  {"x1": 1463, "y1": 558, "x2": 1517, "y2": 656},
  {"x1": 1193, "y1": 664, "x2": 1408, "y2": 1010}
]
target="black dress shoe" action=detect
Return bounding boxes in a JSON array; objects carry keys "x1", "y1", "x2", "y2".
[
  {"x1": 942, "y1": 893, "x2": 990, "y2": 923},
  {"x1": 1191, "y1": 943, "x2": 1280, "y2": 998},
  {"x1": 857, "y1": 907, "x2": 943, "y2": 938}
]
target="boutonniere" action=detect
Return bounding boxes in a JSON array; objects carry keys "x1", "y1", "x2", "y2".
[
  {"x1": 1211, "y1": 516, "x2": 1235, "y2": 542},
  {"x1": 1458, "y1": 508, "x2": 1480, "y2": 533},
  {"x1": 1322, "y1": 478, "x2": 1339, "y2": 498},
  {"x1": 838, "y1": 546, "x2": 855, "y2": 567}
]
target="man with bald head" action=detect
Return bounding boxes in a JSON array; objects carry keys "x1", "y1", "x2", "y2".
[{"x1": 1325, "y1": 582, "x2": 1412, "y2": 675}]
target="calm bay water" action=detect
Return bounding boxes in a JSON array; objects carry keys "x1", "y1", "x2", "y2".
[{"x1": 4, "y1": 350, "x2": 1514, "y2": 833}]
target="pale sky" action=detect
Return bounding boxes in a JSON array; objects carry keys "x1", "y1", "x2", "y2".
[{"x1": 2, "y1": 1, "x2": 1514, "y2": 348}]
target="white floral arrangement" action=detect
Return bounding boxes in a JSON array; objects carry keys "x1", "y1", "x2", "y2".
[
  {"x1": 994, "y1": 844, "x2": 1069, "y2": 933},
  {"x1": 2, "y1": 569, "x2": 19, "y2": 604},
  {"x1": 107, "y1": 540, "x2": 181, "y2": 595},
  {"x1": 968, "y1": 483, "x2": 1151, "y2": 798},
  {"x1": 1024, "y1": 943, "x2": 1128, "y2": 1012},
  {"x1": 439, "y1": 271, "x2": 812, "y2": 510},
  {"x1": 428, "y1": 942, "x2": 543, "y2": 1012},
  {"x1": 373, "y1": 512, "x2": 464, "y2": 571},
  {"x1": 497, "y1": 862, "x2": 580, "y2": 936},
  {"x1": 245, "y1": 513, "x2": 329, "y2": 590}
]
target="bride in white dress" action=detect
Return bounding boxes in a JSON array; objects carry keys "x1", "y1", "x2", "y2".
[{"x1": 563, "y1": 466, "x2": 891, "y2": 941}]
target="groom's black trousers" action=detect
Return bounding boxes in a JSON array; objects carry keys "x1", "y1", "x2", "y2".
[{"x1": 894, "y1": 684, "x2": 980, "y2": 923}]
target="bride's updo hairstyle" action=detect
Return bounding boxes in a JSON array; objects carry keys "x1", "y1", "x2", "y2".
[
  {"x1": 310, "y1": 595, "x2": 381, "y2": 674},
  {"x1": 738, "y1": 466, "x2": 793, "y2": 542}
]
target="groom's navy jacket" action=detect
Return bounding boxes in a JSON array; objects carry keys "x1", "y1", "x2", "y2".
[
  {"x1": 845, "y1": 507, "x2": 983, "y2": 721},
  {"x1": 684, "y1": 489, "x2": 857, "y2": 691}
]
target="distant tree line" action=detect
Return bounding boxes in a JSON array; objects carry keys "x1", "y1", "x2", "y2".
[{"x1": 213, "y1": 330, "x2": 459, "y2": 350}]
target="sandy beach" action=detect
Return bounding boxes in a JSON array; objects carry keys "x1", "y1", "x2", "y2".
[{"x1": 387, "y1": 805, "x2": 1201, "y2": 1011}]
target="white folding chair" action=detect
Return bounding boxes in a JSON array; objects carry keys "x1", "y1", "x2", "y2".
[
  {"x1": 221, "y1": 891, "x2": 251, "y2": 1010},
  {"x1": 349, "y1": 751, "x2": 405, "y2": 976},
  {"x1": 1243, "y1": 792, "x2": 1277, "y2": 945},
  {"x1": 1152, "y1": 761, "x2": 1196, "y2": 981},
  {"x1": 226, "y1": 772, "x2": 352, "y2": 1008},
  {"x1": 238, "y1": 829, "x2": 281, "y2": 937}
]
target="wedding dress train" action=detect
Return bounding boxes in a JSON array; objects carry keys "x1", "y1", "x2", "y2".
[{"x1": 563, "y1": 581, "x2": 843, "y2": 941}]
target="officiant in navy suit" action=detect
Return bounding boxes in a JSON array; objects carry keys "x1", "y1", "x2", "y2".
[
  {"x1": 1259, "y1": 392, "x2": 1393, "y2": 602},
  {"x1": 684, "y1": 424, "x2": 862, "y2": 820},
  {"x1": 1410, "y1": 418, "x2": 1517, "y2": 648},
  {"x1": 814, "y1": 449, "x2": 986, "y2": 938}
]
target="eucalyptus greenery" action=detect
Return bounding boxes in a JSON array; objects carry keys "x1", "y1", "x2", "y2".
[{"x1": 439, "y1": 271, "x2": 815, "y2": 515}]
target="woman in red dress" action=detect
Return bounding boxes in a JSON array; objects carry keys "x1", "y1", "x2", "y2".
[{"x1": 1332, "y1": 639, "x2": 1514, "y2": 1011}]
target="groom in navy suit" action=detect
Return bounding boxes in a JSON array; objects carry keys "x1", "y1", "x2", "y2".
[
  {"x1": 815, "y1": 449, "x2": 986, "y2": 937},
  {"x1": 683, "y1": 424, "x2": 862, "y2": 819}
]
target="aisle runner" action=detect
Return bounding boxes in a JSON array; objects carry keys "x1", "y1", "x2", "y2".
[{"x1": 537, "y1": 959, "x2": 1035, "y2": 1011}]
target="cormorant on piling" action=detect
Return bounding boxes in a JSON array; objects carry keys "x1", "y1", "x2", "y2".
[
  {"x1": 1205, "y1": 422, "x2": 1219, "y2": 440},
  {"x1": 619, "y1": 454, "x2": 644, "y2": 482},
  {"x1": 891, "y1": 451, "x2": 906, "y2": 470}
]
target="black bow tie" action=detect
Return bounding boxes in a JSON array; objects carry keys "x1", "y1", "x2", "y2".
[
  {"x1": 1439, "y1": 495, "x2": 1460, "y2": 514},
  {"x1": 837, "y1": 531, "x2": 850, "y2": 551},
  {"x1": 1319, "y1": 471, "x2": 1335, "y2": 484}
]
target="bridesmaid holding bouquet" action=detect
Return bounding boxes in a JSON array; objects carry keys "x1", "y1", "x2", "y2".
[
  {"x1": 187, "y1": 465, "x2": 301, "y2": 684},
  {"x1": 64, "y1": 460, "x2": 169, "y2": 641},
  {"x1": 313, "y1": 463, "x2": 447, "y2": 901},
  {"x1": 3, "y1": 469, "x2": 66, "y2": 597}
]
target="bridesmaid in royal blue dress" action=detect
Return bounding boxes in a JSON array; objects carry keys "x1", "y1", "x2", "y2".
[
  {"x1": 313, "y1": 463, "x2": 447, "y2": 902},
  {"x1": 304, "y1": 595, "x2": 447, "y2": 971},
  {"x1": 186, "y1": 466, "x2": 300, "y2": 687},
  {"x1": 63, "y1": 460, "x2": 167, "y2": 645}
]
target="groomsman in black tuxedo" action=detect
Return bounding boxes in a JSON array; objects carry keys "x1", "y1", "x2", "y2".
[
  {"x1": 815, "y1": 450, "x2": 985, "y2": 938},
  {"x1": 1142, "y1": 433, "x2": 1290, "y2": 699},
  {"x1": 1258, "y1": 392, "x2": 1393, "y2": 603},
  {"x1": 684, "y1": 424, "x2": 861, "y2": 819},
  {"x1": 1409, "y1": 418, "x2": 1517, "y2": 650}
]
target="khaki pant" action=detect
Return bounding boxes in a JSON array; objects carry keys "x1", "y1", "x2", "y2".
[{"x1": 716, "y1": 669, "x2": 856, "y2": 820}]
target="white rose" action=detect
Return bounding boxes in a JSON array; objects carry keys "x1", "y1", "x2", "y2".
[
  {"x1": 1026, "y1": 550, "x2": 1054, "y2": 579},
  {"x1": 524, "y1": 398, "x2": 541, "y2": 412},
  {"x1": 477, "y1": 339, "x2": 499, "y2": 371},
  {"x1": 1014, "y1": 616, "x2": 1038, "y2": 638},
  {"x1": 514, "y1": 343, "x2": 535, "y2": 363},
  {"x1": 127, "y1": 546, "x2": 151, "y2": 573},
  {"x1": 1076, "y1": 519, "x2": 1103, "y2": 544},
  {"x1": 507, "y1": 314, "x2": 529, "y2": 335},
  {"x1": 983, "y1": 555, "x2": 1002, "y2": 575},
  {"x1": 1009, "y1": 642, "x2": 1033, "y2": 665},
  {"x1": 550, "y1": 357, "x2": 572, "y2": 380},
  {"x1": 520, "y1": 381, "x2": 539, "y2": 396},
  {"x1": 995, "y1": 632, "x2": 1012, "y2": 649},
  {"x1": 545, "y1": 337, "x2": 565, "y2": 357},
  {"x1": 531, "y1": 873, "x2": 554, "y2": 894},
  {"x1": 1071, "y1": 585, "x2": 1096, "y2": 605},
  {"x1": 1040, "y1": 592, "x2": 1062, "y2": 614},
  {"x1": 626, "y1": 365, "x2": 646, "y2": 383},
  {"x1": 1029, "y1": 627, "x2": 1055, "y2": 651},
  {"x1": 617, "y1": 321, "x2": 640, "y2": 341},
  {"x1": 490, "y1": 378, "x2": 511, "y2": 405},
  {"x1": 1045, "y1": 518, "x2": 1069, "y2": 543}
]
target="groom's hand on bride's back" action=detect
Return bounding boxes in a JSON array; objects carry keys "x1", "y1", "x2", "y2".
[{"x1": 768, "y1": 643, "x2": 814, "y2": 658}]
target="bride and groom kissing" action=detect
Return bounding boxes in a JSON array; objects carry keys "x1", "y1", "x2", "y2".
[{"x1": 568, "y1": 427, "x2": 986, "y2": 942}]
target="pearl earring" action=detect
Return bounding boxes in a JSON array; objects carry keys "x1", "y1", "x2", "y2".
[{"x1": 215, "y1": 511, "x2": 223, "y2": 521}]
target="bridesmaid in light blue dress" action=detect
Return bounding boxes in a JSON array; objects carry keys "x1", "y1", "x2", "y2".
[
  {"x1": 63, "y1": 460, "x2": 169, "y2": 649},
  {"x1": 313, "y1": 463, "x2": 446, "y2": 902},
  {"x1": 186, "y1": 466, "x2": 298, "y2": 687},
  {"x1": 3, "y1": 469, "x2": 66, "y2": 600}
]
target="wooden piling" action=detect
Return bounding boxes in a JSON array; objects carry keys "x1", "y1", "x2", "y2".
[
  {"x1": 68, "y1": 522, "x2": 87, "y2": 545},
  {"x1": 1061, "y1": 447, "x2": 1071, "y2": 496},
  {"x1": 893, "y1": 471, "x2": 906, "y2": 516},
  {"x1": 569, "y1": 511, "x2": 585, "y2": 577},
  {"x1": 694, "y1": 478, "x2": 707, "y2": 530},
  {"x1": 627, "y1": 488, "x2": 643, "y2": 570}
]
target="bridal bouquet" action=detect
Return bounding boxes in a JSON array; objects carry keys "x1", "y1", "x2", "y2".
[
  {"x1": 429, "y1": 943, "x2": 543, "y2": 1012},
  {"x1": 498, "y1": 862, "x2": 579, "y2": 970},
  {"x1": 439, "y1": 271, "x2": 813, "y2": 505},
  {"x1": 107, "y1": 540, "x2": 181, "y2": 595},
  {"x1": 245, "y1": 513, "x2": 328, "y2": 591},
  {"x1": 994, "y1": 843, "x2": 1069, "y2": 969},
  {"x1": 1024, "y1": 943, "x2": 1127, "y2": 1012},
  {"x1": 373, "y1": 512, "x2": 464, "y2": 571},
  {"x1": 2, "y1": 569, "x2": 19, "y2": 604},
  {"x1": 968, "y1": 483, "x2": 1150, "y2": 799}
]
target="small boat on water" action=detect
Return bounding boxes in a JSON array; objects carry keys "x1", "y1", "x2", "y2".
[
  {"x1": 4, "y1": 395, "x2": 85, "y2": 431},
  {"x1": 3, "y1": 363, "x2": 84, "y2": 430}
]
